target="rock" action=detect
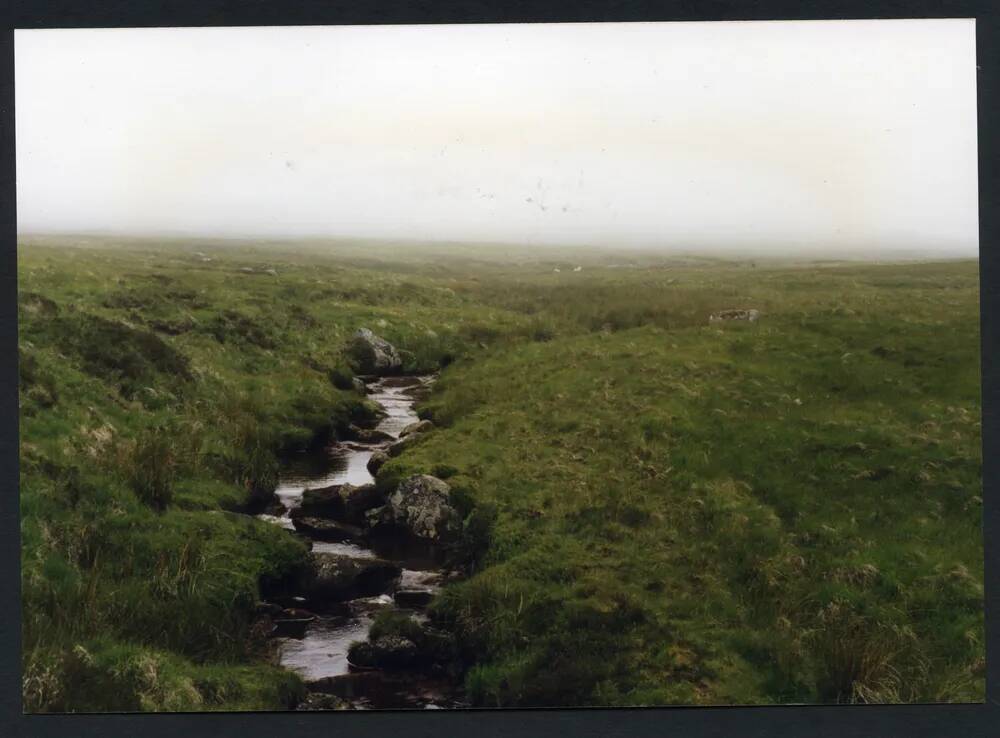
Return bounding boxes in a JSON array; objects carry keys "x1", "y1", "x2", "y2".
[
  {"x1": 708, "y1": 308, "x2": 760, "y2": 323},
  {"x1": 348, "y1": 328, "x2": 402, "y2": 375},
  {"x1": 302, "y1": 553, "x2": 401, "y2": 601},
  {"x1": 367, "y1": 449, "x2": 390, "y2": 476},
  {"x1": 296, "y1": 693, "x2": 351, "y2": 711},
  {"x1": 394, "y1": 589, "x2": 435, "y2": 608},
  {"x1": 347, "y1": 424, "x2": 395, "y2": 444},
  {"x1": 352, "y1": 377, "x2": 367, "y2": 394},
  {"x1": 400, "y1": 419, "x2": 434, "y2": 438},
  {"x1": 349, "y1": 623, "x2": 459, "y2": 671},
  {"x1": 366, "y1": 474, "x2": 460, "y2": 542},
  {"x1": 297, "y1": 484, "x2": 346, "y2": 517},
  {"x1": 386, "y1": 433, "x2": 423, "y2": 458},
  {"x1": 296, "y1": 483, "x2": 386, "y2": 523},
  {"x1": 348, "y1": 635, "x2": 419, "y2": 669},
  {"x1": 372, "y1": 635, "x2": 417, "y2": 668},
  {"x1": 292, "y1": 516, "x2": 362, "y2": 542}
]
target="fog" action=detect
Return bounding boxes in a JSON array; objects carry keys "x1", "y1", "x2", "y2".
[{"x1": 15, "y1": 20, "x2": 978, "y2": 256}]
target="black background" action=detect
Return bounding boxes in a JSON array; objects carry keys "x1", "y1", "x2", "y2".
[{"x1": 0, "y1": 2, "x2": 996, "y2": 736}]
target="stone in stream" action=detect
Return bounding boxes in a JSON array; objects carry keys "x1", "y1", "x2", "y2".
[
  {"x1": 347, "y1": 424, "x2": 395, "y2": 444},
  {"x1": 301, "y1": 552, "x2": 402, "y2": 602},
  {"x1": 348, "y1": 635, "x2": 419, "y2": 669},
  {"x1": 292, "y1": 516, "x2": 363, "y2": 542},
  {"x1": 366, "y1": 474, "x2": 460, "y2": 543},
  {"x1": 367, "y1": 449, "x2": 390, "y2": 476},
  {"x1": 297, "y1": 483, "x2": 387, "y2": 524},
  {"x1": 400, "y1": 419, "x2": 434, "y2": 438},
  {"x1": 348, "y1": 328, "x2": 403, "y2": 375},
  {"x1": 385, "y1": 433, "x2": 423, "y2": 458}
]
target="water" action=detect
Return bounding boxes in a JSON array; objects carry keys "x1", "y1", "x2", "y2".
[{"x1": 259, "y1": 374, "x2": 461, "y2": 709}]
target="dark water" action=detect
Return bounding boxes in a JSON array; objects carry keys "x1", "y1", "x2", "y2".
[{"x1": 258, "y1": 374, "x2": 464, "y2": 709}]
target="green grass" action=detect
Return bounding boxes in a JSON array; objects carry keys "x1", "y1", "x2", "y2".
[{"x1": 18, "y1": 235, "x2": 983, "y2": 709}]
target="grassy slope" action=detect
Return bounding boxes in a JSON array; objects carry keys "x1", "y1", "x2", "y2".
[
  {"x1": 17, "y1": 238, "x2": 534, "y2": 711},
  {"x1": 19, "y1": 237, "x2": 983, "y2": 709},
  {"x1": 390, "y1": 260, "x2": 984, "y2": 705}
]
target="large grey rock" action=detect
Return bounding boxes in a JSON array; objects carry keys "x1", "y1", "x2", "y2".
[
  {"x1": 302, "y1": 553, "x2": 401, "y2": 602},
  {"x1": 366, "y1": 474, "x2": 460, "y2": 542},
  {"x1": 348, "y1": 328, "x2": 402, "y2": 375}
]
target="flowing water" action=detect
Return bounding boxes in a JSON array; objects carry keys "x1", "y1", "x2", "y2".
[{"x1": 258, "y1": 374, "x2": 464, "y2": 710}]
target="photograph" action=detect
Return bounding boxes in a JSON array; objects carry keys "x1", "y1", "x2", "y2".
[{"x1": 15, "y1": 18, "x2": 984, "y2": 712}]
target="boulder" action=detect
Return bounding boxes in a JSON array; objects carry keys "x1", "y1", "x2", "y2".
[
  {"x1": 297, "y1": 483, "x2": 386, "y2": 524},
  {"x1": 292, "y1": 516, "x2": 362, "y2": 542},
  {"x1": 302, "y1": 553, "x2": 401, "y2": 602},
  {"x1": 347, "y1": 424, "x2": 395, "y2": 444},
  {"x1": 366, "y1": 474, "x2": 460, "y2": 542},
  {"x1": 367, "y1": 449, "x2": 390, "y2": 476},
  {"x1": 400, "y1": 419, "x2": 434, "y2": 438},
  {"x1": 348, "y1": 328, "x2": 402, "y2": 375},
  {"x1": 348, "y1": 635, "x2": 419, "y2": 669},
  {"x1": 297, "y1": 484, "x2": 345, "y2": 517},
  {"x1": 351, "y1": 377, "x2": 367, "y2": 394}
]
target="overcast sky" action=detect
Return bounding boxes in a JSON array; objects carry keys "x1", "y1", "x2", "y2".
[{"x1": 15, "y1": 20, "x2": 978, "y2": 255}]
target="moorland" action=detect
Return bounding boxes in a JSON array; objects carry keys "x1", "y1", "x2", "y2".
[{"x1": 18, "y1": 235, "x2": 983, "y2": 710}]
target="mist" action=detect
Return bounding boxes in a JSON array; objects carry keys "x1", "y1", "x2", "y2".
[{"x1": 15, "y1": 20, "x2": 979, "y2": 256}]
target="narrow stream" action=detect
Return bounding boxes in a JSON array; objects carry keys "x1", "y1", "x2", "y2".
[{"x1": 258, "y1": 375, "x2": 465, "y2": 709}]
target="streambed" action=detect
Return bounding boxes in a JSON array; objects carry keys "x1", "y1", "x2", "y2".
[{"x1": 258, "y1": 375, "x2": 465, "y2": 710}]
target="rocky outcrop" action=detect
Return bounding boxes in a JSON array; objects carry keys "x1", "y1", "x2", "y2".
[
  {"x1": 366, "y1": 474, "x2": 460, "y2": 542},
  {"x1": 348, "y1": 328, "x2": 402, "y2": 375},
  {"x1": 301, "y1": 553, "x2": 401, "y2": 602}
]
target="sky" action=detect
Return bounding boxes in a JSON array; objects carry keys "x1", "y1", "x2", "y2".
[{"x1": 15, "y1": 20, "x2": 979, "y2": 255}]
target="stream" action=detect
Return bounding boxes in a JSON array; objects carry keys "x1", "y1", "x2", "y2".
[{"x1": 258, "y1": 375, "x2": 466, "y2": 710}]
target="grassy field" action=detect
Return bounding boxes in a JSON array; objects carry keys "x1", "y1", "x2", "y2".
[{"x1": 17, "y1": 235, "x2": 983, "y2": 710}]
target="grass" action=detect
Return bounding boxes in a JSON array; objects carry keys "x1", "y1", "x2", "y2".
[{"x1": 18, "y1": 235, "x2": 983, "y2": 709}]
